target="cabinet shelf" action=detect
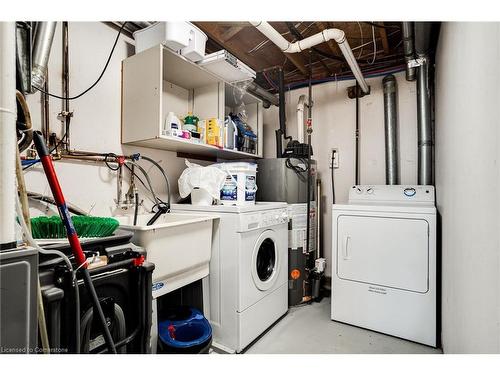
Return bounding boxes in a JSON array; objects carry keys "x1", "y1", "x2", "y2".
[
  {"x1": 128, "y1": 135, "x2": 261, "y2": 160},
  {"x1": 121, "y1": 45, "x2": 263, "y2": 160}
]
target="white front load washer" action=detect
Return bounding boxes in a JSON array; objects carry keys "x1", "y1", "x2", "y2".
[
  {"x1": 331, "y1": 185, "x2": 437, "y2": 347},
  {"x1": 172, "y1": 202, "x2": 289, "y2": 353}
]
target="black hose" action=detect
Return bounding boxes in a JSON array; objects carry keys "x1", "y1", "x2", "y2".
[
  {"x1": 331, "y1": 164, "x2": 336, "y2": 205},
  {"x1": 355, "y1": 81, "x2": 360, "y2": 185},
  {"x1": 133, "y1": 192, "x2": 139, "y2": 226},
  {"x1": 139, "y1": 156, "x2": 171, "y2": 211},
  {"x1": 74, "y1": 274, "x2": 81, "y2": 353},
  {"x1": 81, "y1": 268, "x2": 117, "y2": 353}
]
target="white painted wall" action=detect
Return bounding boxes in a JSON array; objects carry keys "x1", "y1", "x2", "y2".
[
  {"x1": 435, "y1": 22, "x2": 500, "y2": 353},
  {"x1": 262, "y1": 71, "x2": 418, "y2": 277},
  {"x1": 25, "y1": 22, "x2": 192, "y2": 217}
]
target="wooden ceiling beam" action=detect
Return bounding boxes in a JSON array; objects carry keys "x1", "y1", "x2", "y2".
[
  {"x1": 316, "y1": 21, "x2": 340, "y2": 55},
  {"x1": 285, "y1": 52, "x2": 309, "y2": 77},
  {"x1": 378, "y1": 22, "x2": 390, "y2": 55},
  {"x1": 194, "y1": 22, "x2": 269, "y2": 70},
  {"x1": 220, "y1": 26, "x2": 245, "y2": 42}
]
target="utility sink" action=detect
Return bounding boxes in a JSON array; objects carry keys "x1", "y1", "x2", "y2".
[{"x1": 115, "y1": 213, "x2": 216, "y2": 298}]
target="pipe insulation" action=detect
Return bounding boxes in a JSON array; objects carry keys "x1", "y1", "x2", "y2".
[
  {"x1": 0, "y1": 22, "x2": 17, "y2": 249},
  {"x1": 251, "y1": 21, "x2": 369, "y2": 94},
  {"x1": 402, "y1": 22, "x2": 416, "y2": 81},
  {"x1": 31, "y1": 22, "x2": 57, "y2": 91},
  {"x1": 382, "y1": 75, "x2": 400, "y2": 185}
]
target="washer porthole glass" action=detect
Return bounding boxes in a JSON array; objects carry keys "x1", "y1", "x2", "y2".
[{"x1": 256, "y1": 238, "x2": 276, "y2": 282}]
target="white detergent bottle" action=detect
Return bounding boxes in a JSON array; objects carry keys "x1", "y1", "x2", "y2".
[{"x1": 164, "y1": 112, "x2": 181, "y2": 136}]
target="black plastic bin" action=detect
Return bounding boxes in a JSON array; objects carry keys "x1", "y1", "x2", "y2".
[{"x1": 158, "y1": 307, "x2": 212, "y2": 354}]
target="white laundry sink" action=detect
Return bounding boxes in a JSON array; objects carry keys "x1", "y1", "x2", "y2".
[{"x1": 115, "y1": 213, "x2": 215, "y2": 297}]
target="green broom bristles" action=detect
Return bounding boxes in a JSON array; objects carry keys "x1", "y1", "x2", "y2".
[{"x1": 30, "y1": 215, "x2": 120, "y2": 239}]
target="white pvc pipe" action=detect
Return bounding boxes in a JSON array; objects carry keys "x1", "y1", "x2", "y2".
[
  {"x1": 297, "y1": 94, "x2": 309, "y2": 144},
  {"x1": 251, "y1": 21, "x2": 370, "y2": 93},
  {"x1": 0, "y1": 22, "x2": 17, "y2": 248}
]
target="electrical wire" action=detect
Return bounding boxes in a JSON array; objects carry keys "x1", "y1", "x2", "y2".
[
  {"x1": 368, "y1": 25, "x2": 377, "y2": 65},
  {"x1": 262, "y1": 71, "x2": 279, "y2": 91},
  {"x1": 356, "y1": 22, "x2": 364, "y2": 59},
  {"x1": 34, "y1": 22, "x2": 128, "y2": 100}
]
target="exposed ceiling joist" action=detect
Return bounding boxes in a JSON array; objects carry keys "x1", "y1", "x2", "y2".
[
  {"x1": 378, "y1": 23, "x2": 391, "y2": 55},
  {"x1": 220, "y1": 26, "x2": 246, "y2": 42}
]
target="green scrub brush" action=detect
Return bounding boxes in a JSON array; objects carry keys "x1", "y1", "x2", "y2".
[{"x1": 31, "y1": 215, "x2": 120, "y2": 239}]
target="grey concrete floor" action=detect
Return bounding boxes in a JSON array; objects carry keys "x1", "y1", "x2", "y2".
[{"x1": 245, "y1": 298, "x2": 442, "y2": 354}]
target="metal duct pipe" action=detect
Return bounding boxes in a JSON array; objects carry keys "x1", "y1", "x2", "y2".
[
  {"x1": 415, "y1": 22, "x2": 433, "y2": 185},
  {"x1": 402, "y1": 22, "x2": 416, "y2": 81},
  {"x1": 31, "y1": 22, "x2": 57, "y2": 91},
  {"x1": 417, "y1": 60, "x2": 432, "y2": 185},
  {"x1": 0, "y1": 22, "x2": 17, "y2": 249},
  {"x1": 251, "y1": 21, "x2": 369, "y2": 94},
  {"x1": 246, "y1": 81, "x2": 279, "y2": 107},
  {"x1": 382, "y1": 74, "x2": 400, "y2": 185},
  {"x1": 414, "y1": 22, "x2": 433, "y2": 57}
]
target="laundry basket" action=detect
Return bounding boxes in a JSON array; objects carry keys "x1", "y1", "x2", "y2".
[{"x1": 158, "y1": 307, "x2": 212, "y2": 354}]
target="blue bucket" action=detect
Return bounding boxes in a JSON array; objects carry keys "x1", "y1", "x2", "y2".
[{"x1": 158, "y1": 307, "x2": 212, "y2": 354}]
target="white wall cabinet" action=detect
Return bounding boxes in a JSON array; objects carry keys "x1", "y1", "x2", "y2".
[{"x1": 122, "y1": 45, "x2": 263, "y2": 159}]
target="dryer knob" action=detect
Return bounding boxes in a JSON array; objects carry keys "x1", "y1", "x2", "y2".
[{"x1": 356, "y1": 187, "x2": 363, "y2": 194}]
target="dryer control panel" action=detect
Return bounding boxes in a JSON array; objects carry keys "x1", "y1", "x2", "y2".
[
  {"x1": 348, "y1": 185, "x2": 435, "y2": 206},
  {"x1": 238, "y1": 208, "x2": 288, "y2": 232}
]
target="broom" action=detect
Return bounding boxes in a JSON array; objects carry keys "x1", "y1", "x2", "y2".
[{"x1": 31, "y1": 215, "x2": 119, "y2": 239}]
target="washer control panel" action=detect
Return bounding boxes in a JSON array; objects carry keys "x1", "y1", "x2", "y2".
[
  {"x1": 348, "y1": 185, "x2": 435, "y2": 206},
  {"x1": 239, "y1": 208, "x2": 288, "y2": 232}
]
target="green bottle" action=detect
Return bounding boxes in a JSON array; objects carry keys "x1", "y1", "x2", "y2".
[{"x1": 183, "y1": 112, "x2": 199, "y2": 132}]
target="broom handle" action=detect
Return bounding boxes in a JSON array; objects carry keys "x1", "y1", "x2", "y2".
[{"x1": 32, "y1": 131, "x2": 117, "y2": 354}]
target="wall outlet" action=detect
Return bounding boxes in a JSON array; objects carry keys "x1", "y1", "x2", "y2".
[{"x1": 330, "y1": 148, "x2": 339, "y2": 169}]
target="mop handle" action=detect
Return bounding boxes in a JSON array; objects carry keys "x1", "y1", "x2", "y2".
[{"x1": 32, "y1": 132, "x2": 87, "y2": 267}]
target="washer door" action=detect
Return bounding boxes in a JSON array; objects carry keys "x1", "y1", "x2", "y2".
[{"x1": 251, "y1": 230, "x2": 279, "y2": 291}]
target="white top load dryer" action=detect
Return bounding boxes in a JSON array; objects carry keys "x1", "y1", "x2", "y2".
[{"x1": 331, "y1": 185, "x2": 436, "y2": 347}]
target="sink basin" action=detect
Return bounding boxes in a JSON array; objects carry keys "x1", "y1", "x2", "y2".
[{"x1": 115, "y1": 213, "x2": 216, "y2": 297}]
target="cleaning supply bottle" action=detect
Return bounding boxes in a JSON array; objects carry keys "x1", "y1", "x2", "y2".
[
  {"x1": 164, "y1": 112, "x2": 181, "y2": 136},
  {"x1": 183, "y1": 113, "x2": 199, "y2": 133},
  {"x1": 207, "y1": 118, "x2": 222, "y2": 148}
]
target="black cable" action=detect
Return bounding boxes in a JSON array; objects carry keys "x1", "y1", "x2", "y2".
[
  {"x1": 34, "y1": 22, "x2": 128, "y2": 101},
  {"x1": 355, "y1": 81, "x2": 360, "y2": 185},
  {"x1": 73, "y1": 274, "x2": 81, "y2": 353},
  {"x1": 331, "y1": 160, "x2": 336, "y2": 205},
  {"x1": 104, "y1": 153, "x2": 121, "y2": 171},
  {"x1": 133, "y1": 192, "x2": 139, "y2": 226},
  {"x1": 285, "y1": 157, "x2": 309, "y2": 182}
]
